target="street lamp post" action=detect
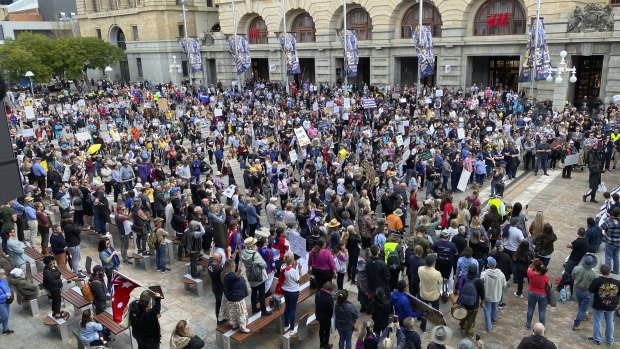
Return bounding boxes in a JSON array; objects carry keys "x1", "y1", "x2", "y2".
[
  {"x1": 169, "y1": 55, "x2": 183, "y2": 86},
  {"x1": 104, "y1": 66, "x2": 113, "y2": 80},
  {"x1": 179, "y1": 0, "x2": 193, "y2": 90},
  {"x1": 545, "y1": 50, "x2": 577, "y2": 84},
  {"x1": 25, "y1": 71, "x2": 34, "y2": 97}
]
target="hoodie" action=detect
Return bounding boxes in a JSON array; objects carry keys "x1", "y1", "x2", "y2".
[
  {"x1": 390, "y1": 290, "x2": 422, "y2": 321},
  {"x1": 480, "y1": 268, "x2": 506, "y2": 303},
  {"x1": 516, "y1": 334, "x2": 558, "y2": 349},
  {"x1": 240, "y1": 247, "x2": 267, "y2": 287}
]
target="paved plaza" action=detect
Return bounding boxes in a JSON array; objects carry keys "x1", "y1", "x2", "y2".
[{"x1": 0, "y1": 160, "x2": 618, "y2": 349}]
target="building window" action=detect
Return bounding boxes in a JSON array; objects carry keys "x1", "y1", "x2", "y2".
[
  {"x1": 401, "y1": 3, "x2": 442, "y2": 38},
  {"x1": 0, "y1": 25, "x2": 4, "y2": 40},
  {"x1": 207, "y1": 0, "x2": 214, "y2": 7},
  {"x1": 117, "y1": 30, "x2": 126, "y2": 50},
  {"x1": 178, "y1": 24, "x2": 185, "y2": 37},
  {"x1": 96, "y1": 28, "x2": 102, "y2": 39},
  {"x1": 291, "y1": 13, "x2": 316, "y2": 43},
  {"x1": 474, "y1": 0, "x2": 526, "y2": 36},
  {"x1": 136, "y1": 58, "x2": 143, "y2": 77},
  {"x1": 343, "y1": 8, "x2": 372, "y2": 40},
  {"x1": 248, "y1": 17, "x2": 268, "y2": 44},
  {"x1": 612, "y1": 0, "x2": 620, "y2": 6},
  {"x1": 132, "y1": 25, "x2": 139, "y2": 41},
  {"x1": 92, "y1": 0, "x2": 100, "y2": 11}
]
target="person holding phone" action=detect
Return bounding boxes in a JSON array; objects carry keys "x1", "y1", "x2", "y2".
[{"x1": 129, "y1": 289, "x2": 163, "y2": 348}]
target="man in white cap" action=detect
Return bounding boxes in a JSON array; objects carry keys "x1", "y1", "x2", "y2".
[{"x1": 8, "y1": 268, "x2": 47, "y2": 300}]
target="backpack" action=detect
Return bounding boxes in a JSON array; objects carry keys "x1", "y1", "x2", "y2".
[
  {"x1": 460, "y1": 276, "x2": 478, "y2": 307},
  {"x1": 387, "y1": 250, "x2": 401, "y2": 271},
  {"x1": 466, "y1": 196, "x2": 479, "y2": 216},
  {"x1": 81, "y1": 280, "x2": 99, "y2": 302},
  {"x1": 147, "y1": 229, "x2": 158, "y2": 250},
  {"x1": 246, "y1": 252, "x2": 264, "y2": 282}
]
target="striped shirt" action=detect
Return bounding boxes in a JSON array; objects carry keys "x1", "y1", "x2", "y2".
[{"x1": 602, "y1": 217, "x2": 620, "y2": 247}]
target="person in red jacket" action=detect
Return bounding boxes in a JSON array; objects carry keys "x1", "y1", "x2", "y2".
[{"x1": 409, "y1": 189, "x2": 420, "y2": 234}]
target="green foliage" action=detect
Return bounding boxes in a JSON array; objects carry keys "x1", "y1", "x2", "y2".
[{"x1": 0, "y1": 32, "x2": 125, "y2": 82}]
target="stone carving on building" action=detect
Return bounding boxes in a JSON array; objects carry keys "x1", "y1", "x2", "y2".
[{"x1": 567, "y1": 3, "x2": 614, "y2": 33}]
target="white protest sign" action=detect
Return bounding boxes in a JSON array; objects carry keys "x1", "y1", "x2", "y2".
[
  {"x1": 24, "y1": 106, "x2": 35, "y2": 120},
  {"x1": 457, "y1": 128, "x2": 466, "y2": 140},
  {"x1": 565, "y1": 154, "x2": 579, "y2": 166},
  {"x1": 22, "y1": 129, "x2": 35, "y2": 137},
  {"x1": 343, "y1": 98, "x2": 351, "y2": 109},
  {"x1": 396, "y1": 135, "x2": 404, "y2": 147},
  {"x1": 214, "y1": 108, "x2": 222, "y2": 117},
  {"x1": 222, "y1": 185, "x2": 236, "y2": 199},
  {"x1": 75, "y1": 132, "x2": 91, "y2": 142},
  {"x1": 333, "y1": 106, "x2": 340, "y2": 114},
  {"x1": 287, "y1": 232, "x2": 307, "y2": 258},
  {"x1": 312, "y1": 102, "x2": 318, "y2": 111},
  {"x1": 435, "y1": 89, "x2": 444, "y2": 97},
  {"x1": 457, "y1": 170, "x2": 472, "y2": 192},
  {"x1": 294, "y1": 127, "x2": 311, "y2": 146},
  {"x1": 78, "y1": 99, "x2": 86, "y2": 107},
  {"x1": 326, "y1": 101, "x2": 334, "y2": 108},
  {"x1": 289, "y1": 150, "x2": 298, "y2": 162}
]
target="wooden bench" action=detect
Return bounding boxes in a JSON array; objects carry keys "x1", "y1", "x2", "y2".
[
  {"x1": 34, "y1": 265, "x2": 83, "y2": 288},
  {"x1": 218, "y1": 278, "x2": 316, "y2": 349},
  {"x1": 282, "y1": 312, "x2": 316, "y2": 349},
  {"x1": 42, "y1": 314, "x2": 69, "y2": 341},
  {"x1": 181, "y1": 274, "x2": 204, "y2": 297},
  {"x1": 131, "y1": 252, "x2": 152, "y2": 270},
  {"x1": 62, "y1": 286, "x2": 92, "y2": 316},
  {"x1": 24, "y1": 246, "x2": 44, "y2": 261},
  {"x1": 94, "y1": 308, "x2": 128, "y2": 336}
]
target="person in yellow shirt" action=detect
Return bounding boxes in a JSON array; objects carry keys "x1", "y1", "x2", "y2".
[{"x1": 386, "y1": 208, "x2": 404, "y2": 233}]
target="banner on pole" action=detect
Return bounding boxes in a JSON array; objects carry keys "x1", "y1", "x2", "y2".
[
  {"x1": 412, "y1": 25, "x2": 434, "y2": 79},
  {"x1": 227, "y1": 35, "x2": 252, "y2": 74},
  {"x1": 278, "y1": 33, "x2": 301, "y2": 75},
  {"x1": 519, "y1": 18, "x2": 551, "y2": 82},
  {"x1": 339, "y1": 30, "x2": 359, "y2": 77}
]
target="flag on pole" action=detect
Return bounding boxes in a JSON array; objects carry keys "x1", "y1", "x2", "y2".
[
  {"x1": 278, "y1": 33, "x2": 301, "y2": 75},
  {"x1": 227, "y1": 35, "x2": 252, "y2": 74},
  {"x1": 519, "y1": 18, "x2": 551, "y2": 82},
  {"x1": 339, "y1": 30, "x2": 359, "y2": 77},
  {"x1": 111, "y1": 271, "x2": 140, "y2": 323},
  {"x1": 412, "y1": 25, "x2": 434, "y2": 78}
]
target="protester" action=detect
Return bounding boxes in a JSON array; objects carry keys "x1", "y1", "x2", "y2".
[
  {"x1": 79, "y1": 309, "x2": 110, "y2": 346},
  {"x1": 278, "y1": 252, "x2": 301, "y2": 334},
  {"x1": 525, "y1": 259, "x2": 551, "y2": 328},
  {"x1": 588, "y1": 264, "x2": 620, "y2": 346},
  {"x1": 334, "y1": 289, "x2": 358, "y2": 349},
  {"x1": 129, "y1": 290, "x2": 163, "y2": 349},
  {"x1": 97, "y1": 237, "x2": 120, "y2": 289},
  {"x1": 169, "y1": 320, "x2": 205, "y2": 349},
  {"x1": 571, "y1": 254, "x2": 598, "y2": 331},
  {"x1": 220, "y1": 258, "x2": 252, "y2": 333},
  {"x1": 0, "y1": 269, "x2": 13, "y2": 335},
  {"x1": 315, "y1": 281, "x2": 335, "y2": 349},
  {"x1": 8, "y1": 267, "x2": 48, "y2": 300},
  {"x1": 42, "y1": 255, "x2": 69, "y2": 320},
  {"x1": 480, "y1": 256, "x2": 506, "y2": 332},
  {"x1": 207, "y1": 242, "x2": 225, "y2": 325}
]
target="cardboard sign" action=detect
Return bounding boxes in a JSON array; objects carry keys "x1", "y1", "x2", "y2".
[
  {"x1": 407, "y1": 293, "x2": 447, "y2": 326},
  {"x1": 157, "y1": 97, "x2": 169, "y2": 110},
  {"x1": 417, "y1": 150, "x2": 433, "y2": 162},
  {"x1": 75, "y1": 132, "x2": 91, "y2": 142},
  {"x1": 287, "y1": 232, "x2": 307, "y2": 259},
  {"x1": 457, "y1": 170, "x2": 472, "y2": 192},
  {"x1": 294, "y1": 127, "x2": 311, "y2": 146},
  {"x1": 24, "y1": 106, "x2": 35, "y2": 120},
  {"x1": 222, "y1": 185, "x2": 236, "y2": 199},
  {"x1": 565, "y1": 154, "x2": 579, "y2": 166}
]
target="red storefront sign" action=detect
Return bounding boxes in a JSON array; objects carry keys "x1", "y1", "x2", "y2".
[{"x1": 487, "y1": 13, "x2": 510, "y2": 28}]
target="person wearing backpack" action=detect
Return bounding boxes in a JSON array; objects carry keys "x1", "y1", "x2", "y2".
[
  {"x1": 240, "y1": 237, "x2": 271, "y2": 316},
  {"x1": 87, "y1": 265, "x2": 110, "y2": 315},
  {"x1": 384, "y1": 234, "x2": 402, "y2": 291},
  {"x1": 456, "y1": 264, "x2": 485, "y2": 337}
]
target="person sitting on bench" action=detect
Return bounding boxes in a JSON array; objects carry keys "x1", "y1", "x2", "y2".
[
  {"x1": 79, "y1": 309, "x2": 111, "y2": 346},
  {"x1": 8, "y1": 268, "x2": 48, "y2": 300}
]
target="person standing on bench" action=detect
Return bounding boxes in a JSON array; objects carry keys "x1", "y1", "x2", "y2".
[
  {"x1": 42, "y1": 256, "x2": 70, "y2": 320},
  {"x1": 129, "y1": 290, "x2": 162, "y2": 349},
  {"x1": 241, "y1": 237, "x2": 272, "y2": 316},
  {"x1": 207, "y1": 242, "x2": 225, "y2": 325},
  {"x1": 63, "y1": 213, "x2": 86, "y2": 278},
  {"x1": 278, "y1": 252, "x2": 301, "y2": 334},
  {"x1": 186, "y1": 221, "x2": 205, "y2": 278},
  {"x1": 89, "y1": 266, "x2": 110, "y2": 315},
  {"x1": 221, "y1": 257, "x2": 253, "y2": 333}
]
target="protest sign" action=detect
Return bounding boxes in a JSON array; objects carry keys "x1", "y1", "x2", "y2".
[
  {"x1": 565, "y1": 154, "x2": 579, "y2": 166},
  {"x1": 457, "y1": 128, "x2": 466, "y2": 140},
  {"x1": 289, "y1": 150, "x2": 298, "y2": 162},
  {"x1": 287, "y1": 232, "x2": 307, "y2": 259},
  {"x1": 396, "y1": 135, "x2": 404, "y2": 147},
  {"x1": 214, "y1": 108, "x2": 223, "y2": 117},
  {"x1": 417, "y1": 150, "x2": 433, "y2": 161},
  {"x1": 343, "y1": 98, "x2": 351, "y2": 109},
  {"x1": 75, "y1": 132, "x2": 91, "y2": 142},
  {"x1": 222, "y1": 185, "x2": 236, "y2": 198},
  {"x1": 22, "y1": 129, "x2": 35, "y2": 137},
  {"x1": 24, "y1": 106, "x2": 35, "y2": 120},
  {"x1": 294, "y1": 127, "x2": 311, "y2": 146},
  {"x1": 457, "y1": 170, "x2": 472, "y2": 192}
]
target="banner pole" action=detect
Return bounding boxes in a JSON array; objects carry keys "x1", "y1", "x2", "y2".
[
  {"x1": 530, "y1": 0, "x2": 541, "y2": 101},
  {"x1": 282, "y1": 0, "x2": 289, "y2": 94},
  {"x1": 416, "y1": 0, "x2": 422, "y2": 99},
  {"x1": 343, "y1": 0, "x2": 348, "y2": 95}
]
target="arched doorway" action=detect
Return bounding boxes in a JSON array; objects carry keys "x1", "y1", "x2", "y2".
[{"x1": 109, "y1": 26, "x2": 130, "y2": 82}]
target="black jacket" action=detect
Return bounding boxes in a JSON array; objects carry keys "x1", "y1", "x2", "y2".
[
  {"x1": 90, "y1": 277, "x2": 110, "y2": 314},
  {"x1": 62, "y1": 222, "x2": 82, "y2": 248},
  {"x1": 129, "y1": 298, "x2": 161, "y2": 340},
  {"x1": 315, "y1": 288, "x2": 334, "y2": 322},
  {"x1": 516, "y1": 335, "x2": 558, "y2": 349},
  {"x1": 42, "y1": 266, "x2": 63, "y2": 292},
  {"x1": 365, "y1": 256, "x2": 390, "y2": 294},
  {"x1": 153, "y1": 192, "x2": 166, "y2": 212},
  {"x1": 492, "y1": 250, "x2": 513, "y2": 280},
  {"x1": 370, "y1": 294, "x2": 391, "y2": 331}
]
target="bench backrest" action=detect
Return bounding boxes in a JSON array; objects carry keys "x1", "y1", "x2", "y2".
[
  {"x1": 73, "y1": 330, "x2": 86, "y2": 349},
  {"x1": 85, "y1": 256, "x2": 93, "y2": 275}
]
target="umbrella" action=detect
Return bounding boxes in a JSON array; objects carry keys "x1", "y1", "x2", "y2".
[{"x1": 87, "y1": 144, "x2": 101, "y2": 154}]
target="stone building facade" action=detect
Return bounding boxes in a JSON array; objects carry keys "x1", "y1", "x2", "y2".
[{"x1": 76, "y1": 0, "x2": 620, "y2": 106}]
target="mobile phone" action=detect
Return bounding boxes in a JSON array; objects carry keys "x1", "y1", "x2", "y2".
[
  {"x1": 392, "y1": 315, "x2": 398, "y2": 324},
  {"x1": 475, "y1": 334, "x2": 481, "y2": 341}
]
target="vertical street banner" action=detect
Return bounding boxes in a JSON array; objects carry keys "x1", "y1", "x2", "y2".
[
  {"x1": 339, "y1": 30, "x2": 359, "y2": 77},
  {"x1": 412, "y1": 25, "x2": 434, "y2": 78},
  {"x1": 278, "y1": 33, "x2": 301, "y2": 75},
  {"x1": 227, "y1": 35, "x2": 252, "y2": 74},
  {"x1": 188, "y1": 37, "x2": 203, "y2": 73},
  {"x1": 519, "y1": 18, "x2": 551, "y2": 82}
]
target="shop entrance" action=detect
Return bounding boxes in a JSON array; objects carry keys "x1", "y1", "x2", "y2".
[
  {"x1": 470, "y1": 56, "x2": 520, "y2": 91},
  {"x1": 251, "y1": 58, "x2": 269, "y2": 81},
  {"x1": 572, "y1": 55, "x2": 603, "y2": 106},
  {"x1": 295, "y1": 58, "x2": 315, "y2": 84},
  {"x1": 398, "y1": 57, "x2": 436, "y2": 87}
]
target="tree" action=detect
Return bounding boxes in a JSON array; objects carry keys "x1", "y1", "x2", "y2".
[{"x1": 0, "y1": 32, "x2": 124, "y2": 82}]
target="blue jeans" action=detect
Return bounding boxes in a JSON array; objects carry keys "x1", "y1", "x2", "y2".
[
  {"x1": 337, "y1": 328, "x2": 353, "y2": 349},
  {"x1": 593, "y1": 309, "x2": 615, "y2": 344},
  {"x1": 483, "y1": 301, "x2": 499, "y2": 332},
  {"x1": 0, "y1": 303, "x2": 9, "y2": 332},
  {"x1": 526, "y1": 292, "x2": 548, "y2": 326},
  {"x1": 605, "y1": 244, "x2": 620, "y2": 274},
  {"x1": 156, "y1": 244, "x2": 167, "y2": 270},
  {"x1": 283, "y1": 290, "x2": 299, "y2": 329},
  {"x1": 573, "y1": 287, "x2": 592, "y2": 327},
  {"x1": 442, "y1": 175, "x2": 449, "y2": 192},
  {"x1": 490, "y1": 180, "x2": 497, "y2": 197},
  {"x1": 535, "y1": 157, "x2": 548, "y2": 175}
]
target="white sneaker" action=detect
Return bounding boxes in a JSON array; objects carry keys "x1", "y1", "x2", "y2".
[
  {"x1": 289, "y1": 328, "x2": 297, "y2": 336},
  {"x1": 283, "y1": 326, "x2": 290, "y2": 332},
  {"x1": 513, "y1": 292, "x2": 523, "y2": 298}
]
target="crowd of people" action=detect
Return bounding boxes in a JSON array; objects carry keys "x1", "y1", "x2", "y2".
[{"x1": 0, "y1": 76, "x2": 619, "y2": 349}]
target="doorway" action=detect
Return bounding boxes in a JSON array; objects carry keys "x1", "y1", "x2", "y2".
[
  {"x1": 120, "y1": 60, "x2": 130, "y2": 82},
  {"x1": 470, "y1": 56, "x2": 520, "y2": 91},
  {"x1": 347, "y1": 57, "x2": 370, "y2": 90},
  {"x1": 572, "y1": 55, "x2": 603, "y2": 105},
  {"x1": 295, "y1": 58, "x2": 315, "y2": 84},
  {"x1": 251, "y1": 58, "x2": 269, "y2": 81},
  {"x1": 398, "y1": 57, "x2": 436, "y2": 87}
]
